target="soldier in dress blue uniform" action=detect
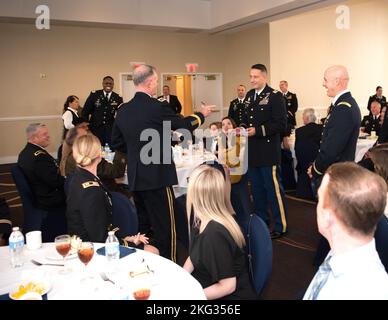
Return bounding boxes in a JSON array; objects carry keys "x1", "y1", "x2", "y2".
[
  {"x1": 82, "y1": 76, "x2": 123, "y2": 146},
  {"x1": 227, "y1": 85, "x2": 247, "y2": 127},
  {"x1": 111, "y1": 65, "x2": 212, "y2": 262},
  {"x1": 243, "y1": 64, "x2": 288, "y2": 239},
  {"x1": 18, "y1": 123, "x2": 66, "y2": 210},
  {"x1": 367, "y1": 86, "x2": 386, "y2": 112},
  {"x1": 308, "y1": 65, "x2": 361, "y2": 189},
  {"x1": 361, "y1": 100, "x2": 382, "y2": 135},
  {"x1": 279, "y1": 80, "x2": 298, "y2": 134}
]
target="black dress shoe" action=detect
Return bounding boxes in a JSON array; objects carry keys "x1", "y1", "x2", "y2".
[{"x1": 270, "y1": 231, "x2": 285, "y2": 239}]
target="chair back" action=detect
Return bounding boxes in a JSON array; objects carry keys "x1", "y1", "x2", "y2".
[
  {"x1": 11, "y1": 165, "x2": 67, "y2": 241},
  {"x1": 246, "y1": 213, "x2": 272, "y2": 296},
  {"x1": 11, "y1": 165, "x2": 43, "y2": 233},
  {"x1": 111, "y1": 191, "x2": 138, "y2": 238}
]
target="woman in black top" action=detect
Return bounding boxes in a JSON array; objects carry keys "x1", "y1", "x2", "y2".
[
  {"x1": 62, "y1": 95, "x2": 84, "y2": 139},
  {"x1": 183, "y1": 164, "x2": 256, "y2": 299},
  {"x1": 66, "y1": 134, "x2": 158, "y2": 253}
]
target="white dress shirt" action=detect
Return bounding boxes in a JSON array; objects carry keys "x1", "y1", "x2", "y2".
[
  {"x1": 303, "y1": 239, "x2": 388, "y2": 300},
  {"x1": 61, "y1": 107, "x2": 79, "y2": 129}
]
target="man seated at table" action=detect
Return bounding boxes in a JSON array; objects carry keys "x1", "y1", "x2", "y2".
[
  {"x1": 361, "y1": 100, "x2": 382, "y2": 136},
  {"x1": 18, "y1": 123, "x2": 66, "y2": 210}
]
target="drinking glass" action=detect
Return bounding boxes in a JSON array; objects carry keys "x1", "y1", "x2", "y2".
[
  {"x1": 77, "y1": 242, "x2": 94, "y2": 282},
  {"x1": 55, "y1": 235, "x2": 71, "y2": 274}
]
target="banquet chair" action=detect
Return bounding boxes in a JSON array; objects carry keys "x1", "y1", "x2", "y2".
[
  {"x1": 110, "y1": 191, "x2": 138, "y2": 239},
  {"x1": 246, "y1": 213, "x2": 273, "y2": 297},
  {"x1": 11, "y1": 165, "x2": 67, "y2": 242}
]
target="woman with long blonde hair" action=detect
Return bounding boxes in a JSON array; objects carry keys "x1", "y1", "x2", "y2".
[{"x1": 183, "y1": 164, "x2": 255, "y2": 300}]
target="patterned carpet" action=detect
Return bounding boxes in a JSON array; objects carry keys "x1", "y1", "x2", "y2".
[{"x1": 0, "y1": 163, "x2": 319, "y2": 300}]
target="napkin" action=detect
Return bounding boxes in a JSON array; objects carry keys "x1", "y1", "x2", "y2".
[{"x1": 96, "y1": 246, "x2": 136, "y2": 259}]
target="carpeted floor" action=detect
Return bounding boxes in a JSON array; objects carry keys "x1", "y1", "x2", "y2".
[{"x1": 0, "y1": 163, "x2": 319, "y2": 300}]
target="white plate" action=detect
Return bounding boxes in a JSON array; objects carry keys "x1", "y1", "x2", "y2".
[
  {"x1": 45, "y1": 251, "x2": 77, "y2": 261},
  {"x1": 9, "y1": 280, "x2": 51, "y2": 300}
]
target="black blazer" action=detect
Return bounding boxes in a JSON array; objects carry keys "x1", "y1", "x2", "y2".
[
  {"x1": 111, "y1": 92, "x2": 204, "y2": 191},
  {"x1": 295, "y1": 123, "x2": 322, "y2": 150},
  {"x1": 82, "y1": 90, "x2": 123, "y2": 130},
  {"x1": 361, "y1": 115, "x2": 381, "y2": 135},
  {"x1": 66, "y1": 168, "x2": 112, "y2": 243},
  {"x1": 242, "y1": 85, "x2": 287, "y2": 167},
  {"x1": 282, "y1": 92, "x2": 298, "y2": 127},
  {"x1": 157, "y1": 95, "x2": 182, "y2": 114},
  {"x1": 17, "y1": 143, "x2": 65, "y2": 210},
  {"x1": 312, "y1": 92, "x2": 361, "y2": 178}
]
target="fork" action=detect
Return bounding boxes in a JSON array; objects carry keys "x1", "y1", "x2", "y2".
[
  {"x1": 31, "y1": 259, "x2": 64, "y2": 267},
  {"x1": 100, "y1": 272, "x2": 115, "y2": 285}
]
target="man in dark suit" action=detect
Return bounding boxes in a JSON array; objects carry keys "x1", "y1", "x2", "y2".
[
  {"x1": 82, "y1": 76, "x2": 123, "y2": 146},
  {"x1": 295, "y1": 109, "x2": 323, "y2": 198},
  {"x1": 111, "y1": 65, "x2": 211, "y2": 262},
  {"x1": 279, "y1": 80, "x2": 298, "y2": 133},
  {"x1": 309, "y1": 65, "x2": 361, "y2": 190},
  {"x1": 17, "y1": 123, "x2": 66, "y2": 210},
  {"x1": 157, "y1": 85, "x2": 182, "y2": 114},
  {"x1": 361, "y1": 100, "x2": 382, "y2": 135},
  {"x1": 367, "y1": 86, "x2": 386, "y2": 112},
  {"x1": 295, "y1": 108, "x2": 323, "y2": 150},
  {"x1": 227, "y1": 85, "x2": 247, "y2": 127},
  {"x1": 243, "y1": 64, "x2": 288, "y2": 239}
]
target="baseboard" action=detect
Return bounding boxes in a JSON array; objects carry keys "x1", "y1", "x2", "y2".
[{"x1": 0, "y1": 152, "x2": 57, "y2": 165}]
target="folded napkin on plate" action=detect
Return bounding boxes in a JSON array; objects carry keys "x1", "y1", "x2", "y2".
[{"x1": 96, "y1": 246, "x2": 136, "y2": 259}]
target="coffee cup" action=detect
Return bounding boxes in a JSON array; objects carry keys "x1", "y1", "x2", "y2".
[{"x1": 26, "y1": 231, "x2": 42, "y2": 250}]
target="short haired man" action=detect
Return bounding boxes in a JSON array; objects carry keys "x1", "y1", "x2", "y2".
[
  {"x1": 279, "y1": 80, "x2": 298, "y2": 132},
  {"x1": 367, "y1": 86, "x2": 386, "y2": 112},
  {"x1": 308, "y1": 65, "x2": 361, "y2": 190},
  {"x1": 227, "y1": 85, "x2": 247, "y2": 127},
  {"x1": 111, "y1": 64, "x2": 211, "y2": 261},
  {"x1": 17, "y1": 123, "x2": 66, "y2": 209},
  {"x1": 82, "y1": 76, "x2": 123, "y2": 146},
  {"x1": 157, "y1": 85, "x2": 182, "y2": 114},
  {"x1": 304, "y1": 162, "x2": 388, "y2": 300},
  {"x1": 361, "y1": 100, "x2": 382, "y2": 135},
  {"x1": 243, "y1": 64, "x2": 288, "y2": 239}
]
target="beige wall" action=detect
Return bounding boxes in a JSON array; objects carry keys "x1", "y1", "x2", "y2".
[
  {"x1": 0, "y1": 22, "x2": 270, "y2": 163},
  {"x1": 222, "y1": 24, "x2": 270, "y2": 105},
  {"x1": 270, "y1": 0, "x2": 388, "y2": 125}
]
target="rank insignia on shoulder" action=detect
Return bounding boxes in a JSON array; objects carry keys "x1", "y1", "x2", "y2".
[
  {"x1": 158, "y1": 97, "x2": 167, "y2": 102},
  {"x1": 82, "y1": 181, "x2": 100, "y2": 189},
  {"x1": 34, "y1": 150, "x2": 46, "y2": 157},
  {"x1": 337, "y1": 101, "x2": 352, "y2": 108}
]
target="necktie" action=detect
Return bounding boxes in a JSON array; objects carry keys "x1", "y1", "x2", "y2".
[
  {"x1": 106, "y1": 93, "x2": 109, "y2": 101},
  {"x1": 307, "y1": 256, "x2": 332, "y2": 300}
]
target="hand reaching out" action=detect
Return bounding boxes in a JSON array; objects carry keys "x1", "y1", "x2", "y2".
[
  {"x1": 124, "y1": 233, "x2": 149, "y2": 245},
  {"x1": 200, "y1": 104, "x2": 214, "y2": 117}
]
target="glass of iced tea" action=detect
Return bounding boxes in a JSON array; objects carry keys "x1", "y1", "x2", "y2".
[
  {"x1": 78, "y1": 242, "x2": 94, "y2": 282},
  {"x1": 55, "y1": 235, "x2": 71, "y2": 274}
]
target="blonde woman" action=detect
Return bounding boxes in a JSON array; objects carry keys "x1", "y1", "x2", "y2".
[
  {"x1": 183, "y1": 165, "x2": 255, "y2": 300},
  {"x1": 66, "y1": 134, "x2": 157, "y2": 253}
]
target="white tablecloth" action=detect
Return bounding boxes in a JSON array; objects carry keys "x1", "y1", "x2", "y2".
[{"x1": 0, "y1": 243, "x2": 206, "y2": 300}]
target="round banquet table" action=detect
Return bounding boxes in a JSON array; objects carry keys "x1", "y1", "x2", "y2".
[{"x1": 0, "y1": 243, "x2": 206, "y2": 300}]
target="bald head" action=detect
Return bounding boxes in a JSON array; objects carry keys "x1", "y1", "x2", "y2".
[
  {"x1": 322, "y1": 65, "x2": 350, "y2": 98},
  {"x1": 133, "y1": 64, "x2": 158, "y2": 96}
]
